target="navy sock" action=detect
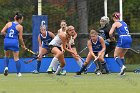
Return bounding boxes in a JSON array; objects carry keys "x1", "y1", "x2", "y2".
[
  {"x1": 79, "y1": 65, "x2": 87, "y2": 73},
  {"x1": 115, "y1": 57, "x2": 123, "y2": 68},
  {"x1": 121, "y1": 59, "x2": 125, "y2": 65},
  {"x1": 15, "y1": 60, "x2": 21, "y2": 74},
  {"x1": 37, "y1": 61, "x2": 41, "y2": 72},
  {"x1": 101, "y1": 62, "x2": 109, "y2": 73},
  {"x1": 4, "y1": 57, "x2": 9, "y2": 67}
]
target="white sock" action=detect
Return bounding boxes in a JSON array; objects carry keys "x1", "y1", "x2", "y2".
[
  {"x1": 76, "y1": 58, "x2": 83, "y2": 67},
  {"x1": 55, "y1": 66, "x2": 62, "y2": 75},
  {"x1": 53, "y1": 60, "x2": 60, "y2": 71},
  {"x1": 49, "y1": 57, "x2": 58, "y2": 69}
]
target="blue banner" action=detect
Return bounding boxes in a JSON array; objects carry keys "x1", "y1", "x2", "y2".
[{"x1": 32, "y1": 15, "x2": 48, "y2": 53}]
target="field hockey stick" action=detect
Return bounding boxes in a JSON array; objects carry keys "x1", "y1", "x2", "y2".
[
  {"x1": 25, "y1": 48, "x2": 37, "y2": 55},
  {"x1": 130, "y1": 48, "x2": 140, "y2": 54},
  {"x1": 87, "y1": 56, "x2": 99, "y2": 69},
  {"x1": 24, "y1": 56, "x2": 38, "y2": 64},
  {"x1": 78, "y1": 46, "x2": 88, "y2": 55}
]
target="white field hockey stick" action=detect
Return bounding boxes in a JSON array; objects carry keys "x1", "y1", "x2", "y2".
[
  {"x1": 87, "y1": 56, "x2": 99, "y2": 69},
  {"x1": 78, "y1": 46, "x2": 88, "y2": 55}
]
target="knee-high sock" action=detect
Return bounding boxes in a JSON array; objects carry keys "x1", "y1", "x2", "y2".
[
  {"x1": 95, "y1": 61, "x2": 102, "y2": 71},
  {"x1": 115, "y1": 57, "x2": 123, "y2": 68},
  {"x1": 76, "y1": 58, "x2": 83, "y2": 67},
  {"x1": 37, "y1": 60, "x2": 41, "y2": 72},
  {"x1": 121, "y1": 58, "x2": 125, "y2": 65},
  {"x1": 101, "y1": 61, "x2": 109, "y2": 73},
  {"x1": 49, "y1": 57, "x2": 59, "y2": 71},
  {"x1": 4, "y1": 57, "x2": 9, "y2": 68},
  {"x1": 15, "y1": 60, "x2": 21, "y2": 74},
  {"x1": 79, "y1": 64, "x2": 87, "y2": 73},
  {"x1": 55, "y1": 66, "x2": 62, "y2": 75}
]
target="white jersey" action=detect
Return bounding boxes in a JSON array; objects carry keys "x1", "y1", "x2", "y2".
[
  {"x1": 58, "y1": 28, "x2": 67, "y2": 34},
  {"x1": 69, "y1": 36, "x2": 75, "y2": 45},
  {"x1": 49, "y1": 35, "x2": 62, "y2": 47}
]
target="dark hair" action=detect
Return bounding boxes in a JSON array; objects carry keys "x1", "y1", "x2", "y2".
[
  {"x1": 112, "y1": 12, "x2": 120, "y2": 19},
  {"x1": 15, "y1": 12, "x2": 23, "y2": 20}
]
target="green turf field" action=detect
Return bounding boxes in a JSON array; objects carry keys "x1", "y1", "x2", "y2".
[{"x1": 0, "y1": 73, "x2": 140, "y2": 93}]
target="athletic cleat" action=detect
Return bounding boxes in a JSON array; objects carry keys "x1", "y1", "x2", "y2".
[
  {"x1": 17, "y1": 73, "x2": 22, "y2": 77},
  {"x1": 84, "y1": 68, "x2": 87, "y2": 74},
  {"x1": 32, "y1": 70, "x2": 39, "y2": 74},
  {"x1": 119, "y1": 66, "x2": 126, "y2": 75},
  {"x1": 60, "y1": 69, "x2": 66, "y2": 76},
  {"x1": 76, "y1": 71, "x2": 82, "y2": 75},
  {"x1": 47, "y1": 67, "x2": 55, "y2": 74},
  {"x1": 4, "y1": 67, "x2": 8, "y2": 76}
]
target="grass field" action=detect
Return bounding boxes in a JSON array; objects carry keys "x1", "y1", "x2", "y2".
[{"x1": 0, "y1": 72, "x2": 140, "y2": 93}]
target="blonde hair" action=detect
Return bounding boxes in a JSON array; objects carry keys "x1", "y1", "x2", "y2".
[
  {"x1": 90, "y1": 29, "x2": 98, "y2": 35},
  {"x1": 66, "y1": 25, "x2": 74, "y2": 33}
]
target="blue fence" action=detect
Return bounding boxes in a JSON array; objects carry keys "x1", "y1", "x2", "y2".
[{"x1": 0, "y1": 57, "x2": 120, "y2": 73}]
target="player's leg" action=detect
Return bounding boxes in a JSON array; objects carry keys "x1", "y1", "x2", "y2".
[
  {"x1": 51, "y1": 47, "x2": 65, "y2": 75},
  {"x1": 3, "y1": 50, "x2": 10, "y2": 76},
  {"x1": 76, "y1": 52, "x2": 92, "y2": 75},
  {"x1": 47, "y1": 53, "x2": 59, "y2": 73},
  {"x1": 33, "y1": 48, "x2": 48, "y2": 74},
  {"x1": 71, "y1": 47, "x2": 83, "y2": 67},
  {"x1": 98, "y1": 52, "x2": 109, "y2": 74},
  {"x1": 13, "y1": 51, "x2": 22, "y2": 77},
  {"x1": 119, "y1": 49, "x2": 128, "y2": 75}
]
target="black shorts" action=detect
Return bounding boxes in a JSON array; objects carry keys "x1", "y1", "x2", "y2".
[{"x1": 49, "y1": 45, "x2": 62, "y2": 53}]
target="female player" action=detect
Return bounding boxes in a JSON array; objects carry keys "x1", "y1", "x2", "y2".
[
  {"x1": 32, "y1": 25, "x2": 55, "y2": 74},
  {"x1": 109, "y1": 12, "x2": 132, "y2": 75},
  {"x1": 1, "y1": 12, "x2": 26, "y2": 77},
  {"x1": 49, "y1": 25, "x2": 78, "y2": 75},
  {"x1": 76, "y1": 30, "x2": 106, "y2": 75}
]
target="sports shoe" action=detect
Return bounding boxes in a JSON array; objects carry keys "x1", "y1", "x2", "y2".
[
  {"x1": 47, "y1": 67, "x2": 55, "y2": 74},
  {"x1": 32, "y1": 70, "x2": 39, "y2": 74},
  {"x1": 76, "y1": 71, "x2": 82, "y2": 75},
  {"x1": 4, "y1": 67, "x2": 8, "y2": 76},
  {"x1": 60, "y1": 69, "x2": 66, "y2": 76},
  {"x1": 84, "y1": 68, "x2": 87, "y2": 74},
  {"x1": 119, "y1": 65, "x2": 126, "y2": 75},
  {"x1": 17, "y1": 73, "x2": 22, "y2": 77}
]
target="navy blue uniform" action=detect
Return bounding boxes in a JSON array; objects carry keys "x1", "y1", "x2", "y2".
[
  {"x1": 4, "y1": 22, "x2": 19, "y2": 52},
  {"x1": 91, "y1": 36, "x2": 102, "y2": 53},
  {"x1": 116, "y1": 20, "x2": 132, "y2": 48},
  {"x1": 40, "y1": 31, "x2": 53, "y2": 50}
]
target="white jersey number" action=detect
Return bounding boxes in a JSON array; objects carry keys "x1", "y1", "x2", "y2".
[
  {"x1": 124, "y1": 26, "x2": 129, "y2": 35},
  {"x1": 9, "y1": 29, "x2": 14, "y2": 37}
]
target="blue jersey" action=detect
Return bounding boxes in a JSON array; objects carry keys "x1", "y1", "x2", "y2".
[
  {"x1": 116, "y1": 20, "x2": 130, "y2": 36},
  {"x1": 91, "y1": 36, "x2": 102, "y2": 52},
  {"x1": 4, "y1": 22, "x2": 19, "y2": 52},
  {"x1": 116, "y1": 20, "x2": 132, "y2": 48},
  {"x1": 5, "y1": 22, "x2": 19, "y2": 39},
  {"x1": 40, "y1": 31, "x2": 53, "y2": 49}
]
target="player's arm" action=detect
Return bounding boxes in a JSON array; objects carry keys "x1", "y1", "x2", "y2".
[
  {"x1": 18, "y1": 25, "x2": 26, "y2": 49},
  {"x1": 60, "y1": 34, "x2": 75, "y2": 54},
  {"x1": 87, "y1": 40, "x2": 96, "y2": 59},
  {"x1": 99, "y1": 37, "x2": 106, "y2": 56},
  {"x1": 1, "y1": 23, "x2": 9, "y2": 35},
  {"x1": 109, "y1": 23, "x2": 116, "y2": 38},
  {"x1": 73, "y1": 30, "x2": 77, "y2": 39},
  {"x1": 48, "y1": 31, "x2": 55, "y2": 39},
  {"x1": 38, "y1": 35, "x2": 42, "y2": 54}
]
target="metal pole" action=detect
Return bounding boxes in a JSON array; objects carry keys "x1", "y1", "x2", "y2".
[
  {"x1": 104, "y1": 0, "x2": 107, "y2": 17},
  {"x1": 119, "y1": 0, "x2": 123, "y2": 20},
  {"x1": 38, "y1": 0, "x2": 42, "y2": 15}
]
